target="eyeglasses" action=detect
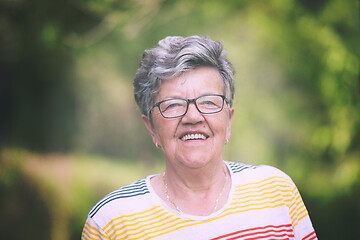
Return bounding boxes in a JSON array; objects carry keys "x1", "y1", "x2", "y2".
[{"x1": 151, "y1": 94, "x2": 227, "y2": 119}]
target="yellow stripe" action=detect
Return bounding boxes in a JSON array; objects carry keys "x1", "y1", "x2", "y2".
[
  {"x1": 104, "y1": 205, "x2": 162, "y2": 231},
  {"x1": 81, "y1": 231, "x2": 90, "y2": 240},
  {"x1": 112, "y1": 213, "x2": 180, "y2": 239},
  {"x1": 234, "y1": 186, "x2": 292, "y2": 198},
  {"x1": 142, "y1": 218, "x2": 210, "y2": 240},
  {"x1": 107, "y1": 209, "x2": 168, "y2": 237},
  {"x1": 291, "y1": 203, "x2": 308, "y2": 226},
  {"x1": 232, "y1": 180, "x2": 295, "y2": 210},
  {"x1": 114, "y1": 211, "x2": 168, "y2": 229},
  {"x1": 225, "y1": 198, "x2": 286, "y2": 214},
  {"x1": 83, "y1": 222, "x2": 110, "y2": 240},
  {"x1": 116, "y1": 216, "x2": 188, "y2": 239},
  {"x1": 232, "y1": 187, "x2": 293, "y2": 202},
  {"x1": 289, "y1": 195, "x2": 303, "y2": 217},
  {"x1": 235, "y1": 182, "x2": 292, "y2": 194},
  {"x1": 297, "y1": 209, "x2": 309, "y2": 222},
  {"x1": 231, "y1": 193, "x2": 287, "y2": 207},
  {"x1": 82, "y1": 230, "x2": 97, "y2": 240},
  {"x1": 234, "y1": 177, "x2": 292, "y2": 191},
  {"x1": 292, "y1": 209, "x2": 308, "y2": 227}
]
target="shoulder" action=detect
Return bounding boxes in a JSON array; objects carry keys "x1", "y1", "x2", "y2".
[
  {"x1": 88, "y1": 178, "x2": 151, "y2": 218},
  {"x1": 226, "y1": 161, "x2": 294, "y2": 184}
]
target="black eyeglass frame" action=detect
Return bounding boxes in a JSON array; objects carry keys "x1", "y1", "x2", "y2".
[{"x1": 150, "y1": 94, "x2": 228, "y2": 119}]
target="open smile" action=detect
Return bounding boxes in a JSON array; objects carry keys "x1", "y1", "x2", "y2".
[{"x1": 180, "y1": 133, "x2": 209, "y2": 141}]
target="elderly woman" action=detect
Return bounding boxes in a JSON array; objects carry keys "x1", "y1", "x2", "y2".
[{"x1": 82, "y1": 36, "x2": 317, "y2": 239}]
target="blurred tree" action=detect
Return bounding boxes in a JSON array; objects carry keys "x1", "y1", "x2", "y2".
[{"x1": 0, "y1": 0, "x2": 84, "y2": 151}]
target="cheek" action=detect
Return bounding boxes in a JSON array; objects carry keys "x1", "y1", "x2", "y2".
[
  {"x1": 154, "y1": 119, "x2": 179, "y2": 141},
  {"x1": 212, "y1": 115, "x2": 230, "y2": 134}
]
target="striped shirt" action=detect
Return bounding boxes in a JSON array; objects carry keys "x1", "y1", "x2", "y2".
[{"x1": 81, "y1": 162, "x2": 317, "y2": 240}]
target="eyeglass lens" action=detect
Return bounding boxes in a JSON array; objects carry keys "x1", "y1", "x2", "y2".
[{"x1": 158, "y1": 95, "x2": 224, "y2": 118}]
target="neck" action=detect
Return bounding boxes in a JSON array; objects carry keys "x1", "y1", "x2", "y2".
[
  {"x1": 166, "y1": 159, "x2": 226, "y2": 191},
  {"x1": 162, "y1": 160, "x2": 230, "y2": 215}
]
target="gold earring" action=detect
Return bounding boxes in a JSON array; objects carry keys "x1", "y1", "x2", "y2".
[{"x1": 225, "y1": 139, "x2": 229, "y2": 145}]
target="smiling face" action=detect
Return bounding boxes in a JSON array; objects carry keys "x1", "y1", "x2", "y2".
[{"x1": 142, "y1": 67, "x2": 234, "y2": 170}]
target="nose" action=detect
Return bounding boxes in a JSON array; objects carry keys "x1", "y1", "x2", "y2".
[{"x1": 181, "y1": 101, "x2": 204, "y2": 123}]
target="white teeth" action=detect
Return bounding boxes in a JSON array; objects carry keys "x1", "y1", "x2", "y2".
[{"x1": 181, "y1": 133, "x2": 207, "y2": 141}]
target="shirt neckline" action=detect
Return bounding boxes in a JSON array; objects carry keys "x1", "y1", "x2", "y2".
[{"x1": 146, "y1": 161, "x2": 235, "y2": 221}]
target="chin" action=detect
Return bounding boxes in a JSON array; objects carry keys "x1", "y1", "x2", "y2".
[{"x1": 178, "y1": 153, "x2": 215, "y2": 169}]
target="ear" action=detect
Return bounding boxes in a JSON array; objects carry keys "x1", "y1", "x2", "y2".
[
  {"x1": 226, "y1": 107, "x2": 234, "y2": 141},
  {"x1": 142, "y1": 114, "x2": 161, "y2": 147}
]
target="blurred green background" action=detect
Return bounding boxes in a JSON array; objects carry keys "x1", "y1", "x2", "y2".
[{"x1": 0, "y1": 0, "x2": 359, "y2": 239}]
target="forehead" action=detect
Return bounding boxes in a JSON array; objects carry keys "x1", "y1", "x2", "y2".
[{"x1": 156, "y1": 67, "x2": 223, "y2": 101}]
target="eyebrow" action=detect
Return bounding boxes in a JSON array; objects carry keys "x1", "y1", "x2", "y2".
[{"x1": 158, "y1": 92, "x2": 224, "y2": 101}]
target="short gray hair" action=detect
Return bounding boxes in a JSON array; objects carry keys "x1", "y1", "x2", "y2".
[{"x1": 133, "y1": 35, "x2": 235, "y2": 116}]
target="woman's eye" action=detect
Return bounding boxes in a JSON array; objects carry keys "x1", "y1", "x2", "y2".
[
  {"x1": 204, "y1": 101, "x2": 216, "y2": 105},
  {"x1": 162, "y1": 102, "x2": 183, "y2": 112},
  {"x1": 199, "y1": 100, "x2": 217, "y2": 108},
  {"x1": 167, "y1": 103, "x2": 181, "y2": 109}
]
